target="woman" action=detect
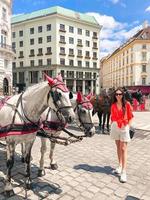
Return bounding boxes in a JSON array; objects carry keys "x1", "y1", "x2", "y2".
[{"x1": 110, "y1": 87, "x2": 133, "y2": 183}]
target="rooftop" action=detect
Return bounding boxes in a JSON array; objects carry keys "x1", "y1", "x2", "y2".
[{"x1": 11, "y1": 6, "x2": 99, "y2": 26}]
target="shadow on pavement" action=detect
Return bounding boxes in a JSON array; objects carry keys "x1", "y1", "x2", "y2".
[
  {"x1": 125, "y1": 196, "x2": 140, "y2": 200},
  {"x1": 74, "y1": 164, "x2": 118, "y2": 177},
  {"x1": 0, "y1": 144, "x2": 62, "y2": 199}
]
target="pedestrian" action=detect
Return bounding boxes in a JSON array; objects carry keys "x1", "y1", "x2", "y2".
[{"x1": 110, "y1": 87, "x2": 134, "y2": 183}]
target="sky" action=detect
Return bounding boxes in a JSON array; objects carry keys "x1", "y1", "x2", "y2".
[{"x1": 13, "y1": 0, "x2": 150, "y2": 58}]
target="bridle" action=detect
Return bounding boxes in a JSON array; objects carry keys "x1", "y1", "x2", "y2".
[{"x1": 74, "y1": 101, "x2": 94, "y2": 133}]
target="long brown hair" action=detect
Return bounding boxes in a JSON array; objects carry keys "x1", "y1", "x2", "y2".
[{"x1": 112, "y1": 87, "x2": 126, "y2": 115}]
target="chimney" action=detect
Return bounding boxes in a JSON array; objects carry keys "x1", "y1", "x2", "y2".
[{"x1": 143, "y1": 20, "x2": 149, "y2": 29}]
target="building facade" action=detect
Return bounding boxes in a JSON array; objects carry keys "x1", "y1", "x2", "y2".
[
  {"x1": 101, "y1": 22, "x2": 150, "y2": 92},
  {"x1": 12, "y1": 6, "x2": 101, "y2": 94},
  {"x1": 0, "y1": 0, "x2": 14, "y2": 95}
]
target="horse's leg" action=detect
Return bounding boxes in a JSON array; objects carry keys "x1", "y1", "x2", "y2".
[
  {"x1": 49, "y1": 141, "x2": 58, "y2": 170},
  {"x1": 24, "y1": 141, "x2": 34, "y2": 189},
  {"x1": 21, "y1": 143, "x2": 25, "y2": 163},
  {"x1": 5, "y1": 142, "x2": 15, "y2": 196},
  {"x1": 38, "y1": 137, "x2": 47, "y2": 177},
  {"x1": 102, "y1": 113, "x2": 106, "y2": 134}
]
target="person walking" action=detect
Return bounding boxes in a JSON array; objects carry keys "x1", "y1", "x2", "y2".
[{"x1": 110, "y1": 87, "x2": 133, "y2": 183}]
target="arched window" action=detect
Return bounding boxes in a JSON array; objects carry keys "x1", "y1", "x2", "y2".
[{"x1": 3, "y1": 78, "x2": 9, "y2": 95}]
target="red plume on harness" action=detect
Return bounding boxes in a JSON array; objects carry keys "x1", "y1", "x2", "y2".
[
  {"x1": 77, "y1": 92, "x2": 82, "y2": 103},
  {"x1": 86, "y1": 92, "x2": 93, "y2": 100},
  {"x1": 44, "y1": 73, "x2": 55, "y2": 86},
  {"x1": 55, "y1": 73, "x2": 63, "y2": 82}
]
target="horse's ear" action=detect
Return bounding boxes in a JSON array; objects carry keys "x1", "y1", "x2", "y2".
[
  {"x1": 69, "y1": 91, "x2": 73, "y2": 99},
  {"x1": 77, "y1": 92, "x2": 82, "y2": 103},
  {"x1": 44, "y1": 73, "x2": 55, "y2": 85},
  {"x1": 56, "y1": 73, "x2": 63, "y2": 82}
]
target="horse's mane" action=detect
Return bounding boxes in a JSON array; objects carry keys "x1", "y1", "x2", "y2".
[{"x1": 25, "y1": 81, "x2": 46, "y2": 92}]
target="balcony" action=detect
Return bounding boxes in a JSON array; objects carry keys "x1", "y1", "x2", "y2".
[
  {"x1": 59, "y1": 41, "x2": 66, "y2": 44},
  {"x1": 92, "y1": 36, "x2": 98, "y2": 40},
  {"x1": 92, "y1": 57, "x2": 98, "y2": 60},
  {"x1": 59, "y1": 29, "x2": 66, "y2": 33},
  {"x1": 18, "y1": 56, "x2": 24, "y2": 59},
  {"x1": 0, "y1": 43, "x2": 15, "y2": 56},
  {"x1": 85, "y1": 56, "x2": 91, "y2": 59},
  {"x1": 92, "y1": 46, "x2": 98, "y2": 50},
  {"x1": 37, "y1": 53, "x2": 43, "y2": 56},
  {"x1": 77, "y1": 44, "x2": 83, "y2": 47},
  {"x1": 59, "y1": 53, "x2": 66, "y2": 56},
  {"x1": 45, "y1": 52, "x2": 52, "y2": 55},
  {"x1": 29, "y1": 54, "x2": 35, "y2": 57},
  {"x1": 77, "y1": 55, "x2": 83, "y2": 58},
  {"x1": 68, "y1": 54, "x2": 75, "y2": 57}
]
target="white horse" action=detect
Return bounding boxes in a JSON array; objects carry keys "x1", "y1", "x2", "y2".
[
  {"x1": 35, "y1": 92, "x2": 95, "y2": 176},
  {"x1": 0, "y1": 74, "x2": 75, "y2": 196}
]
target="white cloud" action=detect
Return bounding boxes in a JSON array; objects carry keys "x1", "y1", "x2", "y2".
[
  {"x1": 145, "y1": 6, "x2": 150, "y2": 12},
  {"x1": 86, "y1": 12, "x2": 142, "y2": 58},
  {"x1": 111, "y1": 0, "x2": 120, "y2": 4}
]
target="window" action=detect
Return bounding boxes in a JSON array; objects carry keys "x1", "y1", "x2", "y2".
[
  {"x1": 69, "y1": 26, "x2": 74, "y2": 33},
  {"x1": 142, "y1": 44, "x2": 146, "y2": 49},
  {"x1": 93, "y1": 42, "x2": 97, "y2": 48},
  {"x1": 78, "y1": 50, "x2": 82, "y2": 56},
  {"x1": 60, "y1": 58, "x2": 65, "y2": 65},
  {"x1": 78, "y1": 61, "x2": 82, "y2": 67},
  {"x1": 47, "y1": 24, "x2": 51, "y2": 31},
  {"x1": 38, "y1": 48, "x2": 43, "y2": 55},
  {"x1": 30, "y1": 60, "x2": 34, "y2": 67},
  {"x1": 30, "y1": 39, "x2": 34, "y2": 45},
  {"x1": 47, "y1": 59, "x2": 51, "y2": 65},
  {"x1": 38, "y1": 37, "x2": 43, "y2": 44},
  {"x1": 77, "y1": 39, "x2": 82, "y2": 46},
  {"x1": 19, "y1": 30, "x2": 23, "y2": 37},
  {"x1": 67, "y1": 71, "x2": 74, "y2": 78},
  {"x1": 78, "y1": 28, "x2": 82, "y2": 35},
  {"x1": 19, "y1": 72, "x2": 25, "y2": 83},
  {"x1": 60, "y1": 47, "x2": 65, "y2": 55},
  {"x1": 30, "y1": 28, "x2": 34, "y2": 34},
  {"x1": 38, "y1": 26, "x2": 42, "y2": 33},
  {"x1": 86, "y1": 41, "x2": 90, "y2": 47},
  {"x1": 12, "y1": 62, "x2": 16, "y2": 68},
  {"x1": 20, "y1": 61, "x2": 23, "y2": 67},
  {"x1": 46, "y1": 47, "x2": 51, "y2": 54},
  {"x1": 69, "y1": 37, "x2": 74, "y2": 44},
  {"x1": 93, "y1": 32, "x2": 97, "y2": 38},
  {"x1": 19, "y1": 51, "x2": 23, "y2": 58},
  {"x1": 69, "y1": 60, "x2": 74, "y2": 66},
  {"x1": 60, "y1": 35, "x2": 65, "y2": 43},
  {"x1": 93, "y1": 52, "x2": 97, "y2": 58},
  {"x1": 69, "y1": 48, "x2": 74, "y2": 55},
  {"x1": 93, "y1": 62, "x2": 97, "y2": 68},
  {"x1": 12, "y1": 32, "x2": 16, "y2": 38},
  {"x1": 30, "y1": 49, "x2": 34, "y2": 56},
  {"x1": 60, "y1": 24, "x2": 65, "y2": 31},
  {"x1": 47, "y1": 36, "x2": 51, "y2": 42},
  {"x1": 2, "y1": 7, "x2": 7, "y2": 20},
  {"x1": 142, "y1": 77, "x2": 146, "y2": 85},
  {"x1": 85, "y1": 51, "x2": 90, "y2": 57},
  {"x1": 86, "y1": 30, "x2": 90, "y2": 36},
  {"x1": 85, "y1": 61, "x2": 90, "y2": 68},
  {"x1": 19, "y1": 41, "x2": 23, "y2": 47},
  {"x1": 12, "y1": 42, "x2": 16, "y2": 49},
  {"x1": 141, "y1": 52, "x2": 147, "y2": 61},
  {"x1": 142, "y1": 65, "x2": 146, "y2": 72},
  {"x1": 38, "y1": 59, "x2": 43, "y2": 66},
  {"x1": 29, "y1": 71, "x2": 38, "y2": 83}
]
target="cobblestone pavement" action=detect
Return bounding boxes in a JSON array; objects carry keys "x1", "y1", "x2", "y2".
[{"x1": 0, "y1": 112, "x2": 150, "y2": 200}]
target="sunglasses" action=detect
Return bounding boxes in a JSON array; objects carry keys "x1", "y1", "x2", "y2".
[{"x1": 115, "y1": 93, "x2": 123, "y2": 96}]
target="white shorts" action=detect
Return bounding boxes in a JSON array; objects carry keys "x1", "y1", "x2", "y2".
[{"x1": 110, "y1": 122, "x2": 131, "y2": 142}]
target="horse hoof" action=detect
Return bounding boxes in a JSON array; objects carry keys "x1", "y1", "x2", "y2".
[
  {"x1": 25, "y1": 179, "x2": 32, "y2": 190},
  {"x1": 38, "y1": 169, "x2": 46, "y2": 177},
  {"x1": 4, "y1": 189, "x2": 15, "y2": 197},
  {"x1": 51, "y1": 163, "x2": 58, "y2": 170}
]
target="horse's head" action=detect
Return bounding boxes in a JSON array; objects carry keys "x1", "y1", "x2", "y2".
[
  {"x1": 45, "y1": 74, "x2": 75, "y2": 124},
  {"x1": 72, "y1": 92, "x2": 95, "y2": 137}
]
